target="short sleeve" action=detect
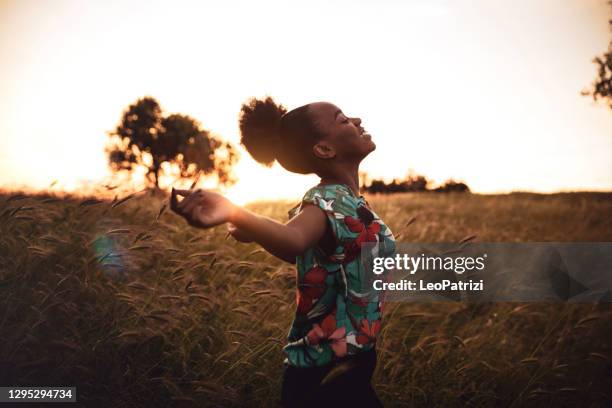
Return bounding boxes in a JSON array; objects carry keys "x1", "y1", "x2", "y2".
[{"x1": 289, "y1": 186, "x2": 352, "y2": 249}]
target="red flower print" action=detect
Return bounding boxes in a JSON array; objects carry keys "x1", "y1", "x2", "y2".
[
  {"x1": 347, "y1": 216, "x2": 380, "y2": 246},
  {"x1": 306, "y1": 313, "x2": 336, "y2": 344},
  {"x1": 342, "y1": 206, "x2": 381, "y2": 262},
  {"x1": 342, "y1": 241, "x2": 360, "y2": 263},
  {"x1": 296, "y1": 266, "x2": 327, "y2": 314},
  {"x1": 306, "y1": 313, "x2": 347, "y2": 357},
  {"x1": 344, "y1": 215, "x2": 365, "y2": 233},
  {"x1": 356, "y1": 318, "x2": 382, "y2": 345}
]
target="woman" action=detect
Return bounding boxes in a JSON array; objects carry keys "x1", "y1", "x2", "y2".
[{"x1": 170, "y1": 97, "x2": 396, "y2": 407}]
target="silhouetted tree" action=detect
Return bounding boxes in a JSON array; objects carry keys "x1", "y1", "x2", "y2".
[
  {"x1": 433, "y1": 179, "x2": 470, "y2": 193},
  {"x1": 106, "y1": 96, "x2": 238, "y2": 189},
  {"x1": 363, "y1": 175, "x2": 430, "y2": 193},
  {"x1": 362, "y1": 174, "x2": 470, "y2": 194},
  {"x1": 584, "y1": 5, "x2": 611, "y2": 109},
  {"x1": 402, "y1": 174, "x2": 429, "y2": 192}
]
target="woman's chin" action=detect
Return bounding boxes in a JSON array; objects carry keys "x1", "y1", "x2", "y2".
[
  {"x1": 360, "y1": 142, "x2": 376, "y2": 160},
  {"x1": 367, "y1": 140, "x2": 376, "y2": 153}
]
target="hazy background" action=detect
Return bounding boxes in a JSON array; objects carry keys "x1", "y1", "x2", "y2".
[{"x1": 0, "y1": 0, "x2": 611, "y2": 203}]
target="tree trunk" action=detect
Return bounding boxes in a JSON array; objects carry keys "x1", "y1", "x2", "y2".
[{"x1": 151, "y1": 159, "x2": 160, "y2": 190}]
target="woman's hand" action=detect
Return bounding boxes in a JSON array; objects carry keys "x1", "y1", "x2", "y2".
[
  {"x1": 227, "y1": 223, "x2": 254, "y2": 243},
  {"x1": 170, "y1": 188, "x2": 235, "y2": 228}
]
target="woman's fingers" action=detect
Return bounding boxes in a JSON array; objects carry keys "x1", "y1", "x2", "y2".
[
  {"x1": 173, "y1": 188, "x2": 192, "y2": 197},
  {"x1": 171, "y1": 188, "x2": 191, "y2": 212},
  {"x1": 170, "y1": 188, "x2": 182, "y2": 214},
  {"x1": 181, "y1": 191, "x2": 204, "y2": 215},
  {"x1": 171, "y1": 188, "x2": 197, "y2": 217},
  {"x1": 170, "y1": 188, "x2": 204, "y2": 228},
  {"x1": 173, "y1": 189, "x2": 196, "y2": 211}
]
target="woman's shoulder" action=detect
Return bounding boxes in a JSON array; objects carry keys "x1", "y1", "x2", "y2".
[
  {"x1": 303, "y1": 183, "x2": 343, "y2": 199},
  {"x1": 287, "y1": 184, "x2": 357, "y2": 220},
  {"x1": 302, "y1": 184, "x2": 360, "y2": 213}
]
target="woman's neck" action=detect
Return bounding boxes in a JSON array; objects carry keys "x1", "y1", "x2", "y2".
[{"x1": 319, "y1": 164, "x2": 361, "y2": 196}]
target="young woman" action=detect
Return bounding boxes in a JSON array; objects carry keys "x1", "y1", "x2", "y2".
[{"x1": 170, "y1": 97, "x2": 396, "y2": 407}]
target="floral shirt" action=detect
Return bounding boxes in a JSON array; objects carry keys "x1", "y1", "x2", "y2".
[{"x1": 283, "y1": 183, "x2": 396, "y2": 367}]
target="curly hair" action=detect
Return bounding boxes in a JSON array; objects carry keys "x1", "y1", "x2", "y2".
[{"x1": 238, "y1": 96, "x2": 326, "y2": 174}]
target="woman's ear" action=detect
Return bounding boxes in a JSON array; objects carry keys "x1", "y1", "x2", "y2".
[{"x1": 313, "y1": 142, "x2": 336, "y2": 159}]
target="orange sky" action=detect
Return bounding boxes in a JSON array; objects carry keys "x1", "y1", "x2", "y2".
[{"x1": 0, "y1": 0, "x2": 611, "y2": 203}]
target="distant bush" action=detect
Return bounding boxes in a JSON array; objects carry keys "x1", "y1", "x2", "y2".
[
  {"x1": 362, "y1": 175, "x2": 470, "y2": 194},
  {"x1": 432, "y1": 179, "x2": 471, "y2": 193}
]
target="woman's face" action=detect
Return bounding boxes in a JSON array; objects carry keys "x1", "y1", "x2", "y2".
[{"x1": 308, "y1": 102, "x2": 376, "y2": 162}]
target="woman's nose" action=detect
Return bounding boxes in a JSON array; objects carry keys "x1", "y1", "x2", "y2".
[{"x1": 351, "y1": 117, "x2": 362, "y2": 126}]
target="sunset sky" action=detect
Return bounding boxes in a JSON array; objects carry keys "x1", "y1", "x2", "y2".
[{"x1": 1, "y1": 0, "x2": 611, "y2": 203}]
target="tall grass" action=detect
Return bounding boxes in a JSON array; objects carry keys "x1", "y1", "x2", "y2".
[{"x1": 0, "y1": 190, "x2": 611, "y2": 407}]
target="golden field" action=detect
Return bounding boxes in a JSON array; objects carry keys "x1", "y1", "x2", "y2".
[{"x1": 0, "y1": 190, "x2": 611, "y2": 407}]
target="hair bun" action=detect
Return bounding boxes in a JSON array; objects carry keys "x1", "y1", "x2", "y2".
[{"x1": 238, "y1": 96, "x2": 287, "y2": 166}]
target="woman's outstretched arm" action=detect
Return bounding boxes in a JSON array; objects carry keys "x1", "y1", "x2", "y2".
[
  {"x1": 170, "y1": 188, "x2": 327, "y2": 263},
  {"x1": 230, "y1": 204, "x2": 327, "y2": 262}
]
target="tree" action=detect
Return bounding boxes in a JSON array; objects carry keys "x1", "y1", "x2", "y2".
[
  {"x1": 584, "y1": 6, "x2": 611, "y2": 109},
  {"x1": 106, "y1": 96, "x2": 238, "y2": 189}
]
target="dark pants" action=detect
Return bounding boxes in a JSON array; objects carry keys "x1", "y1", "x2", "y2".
[{"x1": 281, "y1": 348, "x2": 383, "y2": 408}]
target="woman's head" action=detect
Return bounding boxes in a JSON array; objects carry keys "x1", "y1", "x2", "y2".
[{"x1": 238, "y1": 97, "x2": 375, "y2": 175}]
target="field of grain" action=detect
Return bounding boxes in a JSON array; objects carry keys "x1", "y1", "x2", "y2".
[{"x1": 0, "y1": 190, "x2": 611, "y2": 407}]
